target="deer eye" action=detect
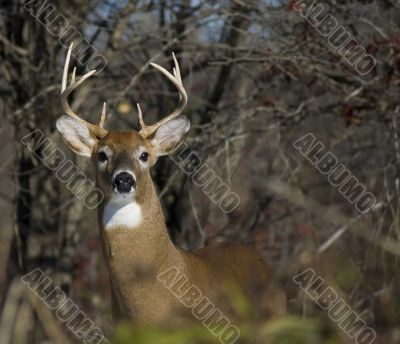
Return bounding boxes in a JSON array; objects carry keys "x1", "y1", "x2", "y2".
[
  {"x1": 98, "y1": 151, "x2": 108, "y2": 162},
  {"x1": 139, "y1": 152, "x2": 149, "y2": 162}
]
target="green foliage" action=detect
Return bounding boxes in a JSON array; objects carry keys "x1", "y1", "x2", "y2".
[
  {"x1": 112, "y1": 322, "x2": 216, "y2": 344},
  {"x1": 111, "y1": 316, "x2": 340, "y2": 344}
]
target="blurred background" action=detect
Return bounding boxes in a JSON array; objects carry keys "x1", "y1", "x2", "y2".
[{"x1": 0, "y1": 0, "x2": 399, "y2": 343}]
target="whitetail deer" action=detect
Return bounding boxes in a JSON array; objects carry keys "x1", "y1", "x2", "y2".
[{"x1": 56, "y1": 44, "x2": 285, "y2": 326}]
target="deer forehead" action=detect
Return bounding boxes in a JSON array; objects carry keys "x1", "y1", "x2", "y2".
[
  {"x1": 98, "y1": 131, "x2": 154, "y2": 157},
  {"x1": 101, "y1": 131, "x2": 147, "y2": 149}
]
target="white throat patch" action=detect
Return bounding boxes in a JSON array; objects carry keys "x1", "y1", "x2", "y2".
[{"x1": 103, "y1": 198, "x2": 142, "y2": 230}]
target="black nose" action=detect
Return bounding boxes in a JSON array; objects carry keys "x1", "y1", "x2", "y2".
[{"x1": 113, "y1": 172, "x2": 135, "y2": 193}]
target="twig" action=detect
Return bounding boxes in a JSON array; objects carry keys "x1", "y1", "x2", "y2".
[
  {"x1": 24, "y1": 287, "x2": 71, "y2": 344},
  {"x1": 0, "y1": 32, "x2": 29, "y2": 56},
  {"x1": 188, "y1": 188, "x2": 205, "y2": 248},
  {"x1": 261, "y1": 177, "x2": 397, "y2": 255}
]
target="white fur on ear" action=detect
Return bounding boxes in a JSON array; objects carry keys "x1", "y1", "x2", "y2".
[
  {"x1": 150, "y1": 116, "x2": 190, "y2": 156},
  {"x1": 56, "y1": 116, "x2": 96, "y2": 157}
]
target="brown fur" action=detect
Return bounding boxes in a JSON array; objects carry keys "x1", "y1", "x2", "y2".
[{"x1": 60, "y1": 130, "x2": 285, "y2": 326}]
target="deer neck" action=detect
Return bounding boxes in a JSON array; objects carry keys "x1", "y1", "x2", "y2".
[{"x1": 97, "y1": 176, "x2": 184, "y2": 291}]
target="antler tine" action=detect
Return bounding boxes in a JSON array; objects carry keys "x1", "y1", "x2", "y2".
[
  {"x1": 172, "y1": 52, "x2": 183, "y2": 85},
  {"x1": 137, "y1": 103, "x2": 145, "y2": 128},
  {"x1": 60, "y1": 43, "x2": 107, "y2": 138},
  {"x1": 139, "y1": 53, "x2": 188, "y2": 138},
  {"x1": 71, "y1": 67, "x2": 76, "y2": 83},
  {"x1": 99, "y1": 102, "x2": 107, "y2": 128},
  {"x1": 61, "y1": 43, "x2": 73, "y2": 93}
]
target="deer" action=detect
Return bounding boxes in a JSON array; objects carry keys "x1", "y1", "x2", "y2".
[{"x1": 56, "y1": 44, "x2": 285, "y2": 327}]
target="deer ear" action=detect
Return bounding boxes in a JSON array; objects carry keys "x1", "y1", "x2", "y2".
[
  {"x1": 150, "y1": 116, "x2": 190, "y2": 157},
  {"x1": 56, "y1": 116, "x2": 97, "y2": 157}
]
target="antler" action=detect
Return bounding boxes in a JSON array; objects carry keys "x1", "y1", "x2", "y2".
[
  {"x1": 138, "y1": 53, "x2": 188, "y2": 138},
  {"x1": 61, "y1": 43, "x2": 107, "y2": 139}
]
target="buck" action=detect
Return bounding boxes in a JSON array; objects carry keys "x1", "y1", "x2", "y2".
[{"x1": 56, "y1": 44, "x2": 284, "y2": 326}]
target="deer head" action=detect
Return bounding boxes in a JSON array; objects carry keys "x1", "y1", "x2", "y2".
[{"x1": 56, "y1": 44, "x2": 190, "y2": 204}]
